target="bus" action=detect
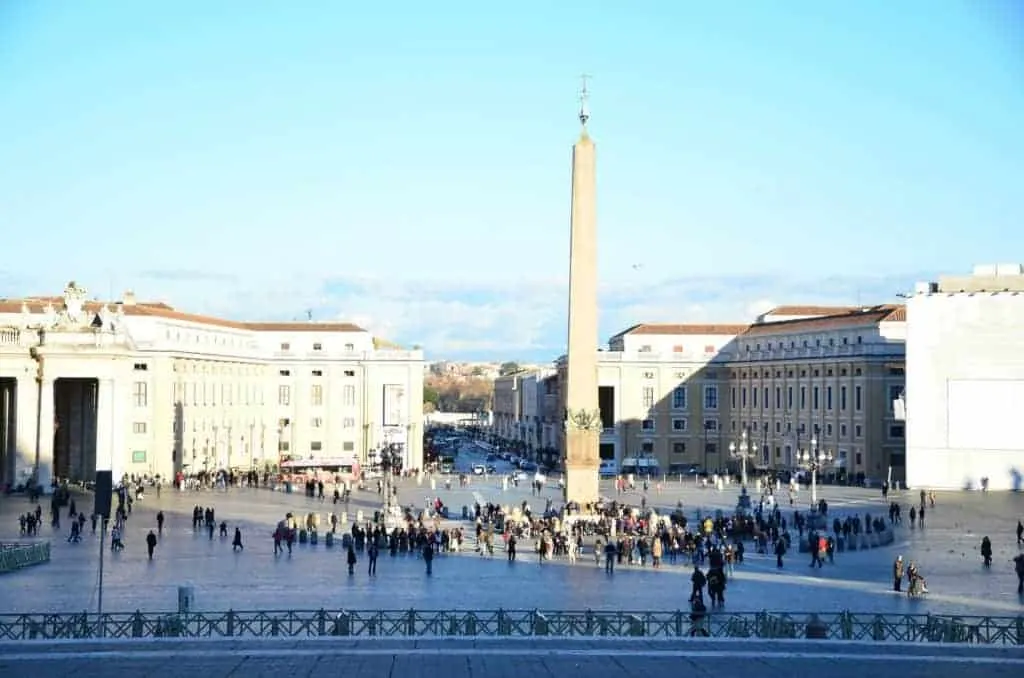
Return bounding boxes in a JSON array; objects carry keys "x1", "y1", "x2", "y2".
[{"x1": 280, "y1": 456, "x2": 361, "y2": 486}]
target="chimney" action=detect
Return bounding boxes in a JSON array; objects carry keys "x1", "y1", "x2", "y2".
[{"x1": 122, "y1": 290, "x2": 136, "y2": 306}]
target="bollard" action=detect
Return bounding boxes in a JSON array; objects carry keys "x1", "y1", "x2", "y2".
[
  {"x1": 334, "y1": 613, "x2": 351, "y2": 636},
  {"x1": 464, "y1": 613, "x2": 477, "y2": 636},
  {"x1": 407, "y1": 609, "x2": 417, "y2": 635},
  {"x1": 227, "y1": 610, "x2": 236, "y2": 637},
  {"x1": 132, "y1": 611, "x2": 144, "y2": 638},
  {"x1": 497, "y1": 609, "x2": 511, "y2": 636}
]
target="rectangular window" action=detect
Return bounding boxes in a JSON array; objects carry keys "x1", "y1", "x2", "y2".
[
  {"x1": 313, "y1": 343, "x2": 323, "y2": 351},
  {"x1": 343, "y1": 369, "x2": 355, "y2": 377},
  {"x1": 741, "y1": 388, "x2": 748, "y2": 408},
  {"x1": 813, "y1": 387, "x2": 819, "y2": 410},
  {"x1": 278, "y1": 441, "x2": 290, "y2": 452},
  {"x1": 278, "y1": 385, "x2": 291, "y2": 406},
  {"x1": 800, "y1": 386, "x2": 807, "y2": 409},
  {"x1": 311, "y1": 369, "x2": 323, "y2": 377},
  {"x1": 762, "y1": 387, "x2": 768, "y2": 409},
  {"x1": 855, "y1": 424, "x2": 863, "y2": 438},
  {"x1": 132, "y1": 422, "x2": 147, "y2": 434},
  {"x1": 703, "y1": 386, "x2": 718, "y2": 410},
  {"x1": 826, "y1": 386, "x2": 833, "y2": 410},
  {"x1": 311, "y1": 417, "x2": 323, "y2": 428},
  {"x1": 855, "y1": 386, "x2": 863, "y2": 411},
  {"x1": 342, "y1": 441, "x2": 355, "y2": 452},
  {"x1": 752, "y1": 388, "x2": 758, "y2": 408},
  {"x1": 641, "y1": 419, "x2": 655, "y2": 431},
  {"x1": 672, "y1": 418, "x2": 687, "y2": 432},
  {"x1": 672, "y1": 442, "x2": 686, "y2": 455},
  {"x1": 342, "y1": 385, "x2": 356, "y2": 406},
  {"x1": 382, "y1": 384, "x2": 403, "y2": 426},
  {"x1": 343, "y1": 417, "x2": 356, "y2": 429},
  {"x1": 774, "y1": 387, "x2": 781, "y2": 409},
  {"x1": 840, "y1": 386, "x2": 847, "y2": 411},
  {"x1": 132, "y1": 382, "x2": 148, "y2": 407},
  {"x1": 826, "y1": 423, "x2": 833, "y2": 436},
  {"x1": 641, "y1": 441, "x2": 654, "y2": 454},
  {"x1": 730, "y1": 387, "x2": 736, "y2": 409},
  {"x1": 279, "y1": 369, "x2": 290, "y2": 377},
  {"x1": 889, "y1": 424, "x2": 905, "y2": 439},
  {"x1": 840, "y1": 424, "x2": 848, "y2": 437},
  {"x1": 703, "y1": 418, "x2": 719, "y2": 433},
  {"x1": 888, "y1": 385, "x2": 903, "y2": 412},
  {"x1": 672, "y1": 386, "x2": 687, "y2": 410},
  {"x1": 310, "y1": 384, "x2": 323, "y2": 406},
  {"x1": 133, "y1": 363, "x2": 148, "y2": 371},
  {"x1": 311, "y1": 441, "x2": 322, "y2": 452},
  {"x1": 787, "y1": 386, "x2": 793, "y2": 409},
  {"x1": 642, "y1": 387, "x2": 655, "y2": 409},
  {"x1": 280, "y1": 343, "x2": 290, "y2": 351}
]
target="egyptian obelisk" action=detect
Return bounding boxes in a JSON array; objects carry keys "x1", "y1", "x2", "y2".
[{"x1": 562, "y1": 78, "x2": 600, "y2": 505}]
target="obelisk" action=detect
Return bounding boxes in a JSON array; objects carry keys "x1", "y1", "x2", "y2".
[{"x1": 562, "y1": 77, "x2": 600, "y2": 505}]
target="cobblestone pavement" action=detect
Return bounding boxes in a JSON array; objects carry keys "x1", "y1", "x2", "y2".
[
  {"x1": 0, "y1": 463, "x2": 1022, "y2": 615},
  {"x1": 1, "y1": 638, "x2": 1022, "y2": 678}
]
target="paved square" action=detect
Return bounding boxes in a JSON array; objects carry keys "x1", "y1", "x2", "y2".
[{"x1": 1, "y1": 446, "x2": 1022, "y2": 616}]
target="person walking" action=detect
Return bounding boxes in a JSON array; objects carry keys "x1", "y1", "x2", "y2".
[
  {"x1": 232, "y1": 527, "x2": 244, "y2": 552},
  {"x1": 893, "y1": 555, "x2": 905, "y2": 592},
  {"x1": 367, "y1": 541, "x2": 379, "y2": 576},
  {"x1": 423, "y1": 542, "x2": 434, "y2": 575},
  {"x1": 146, "y1": 530, "x2": 158, "y2": 560},
  {"x1": 156, "y1": 511, "x2": 165, "y2": 535},
  {"x1": 347, "y1": 545, "x2": 357, "y2": 575}
]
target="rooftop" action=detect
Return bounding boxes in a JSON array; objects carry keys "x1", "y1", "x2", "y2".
[
  {"x1": 609, "y1": 323, "x2": 750, "y2": 340},
  {"x1": 743, "y1": 304, "x2": 904, "y2": 336}
]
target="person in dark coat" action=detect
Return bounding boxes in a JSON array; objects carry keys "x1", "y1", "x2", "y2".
[{"x1": 146, "y1": 530, "x2": 158, "y2": 560}]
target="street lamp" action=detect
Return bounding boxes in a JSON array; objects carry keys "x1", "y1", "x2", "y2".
[
  {"x1": 797, "y1": 437, "x2": 833, "y2": 505},
  {"x1": 728, "y1": 427, "x2": 752, "y2": 487}
]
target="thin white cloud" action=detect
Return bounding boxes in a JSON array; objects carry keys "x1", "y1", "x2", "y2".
[{"x1": 0, "y1": 271, "x2": 926, "y2": 360}]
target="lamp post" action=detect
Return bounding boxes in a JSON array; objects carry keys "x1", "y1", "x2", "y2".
[
  {"x1": 728, "y1": 427, "x2": 752, "y2": 488},
  {"x1": 798, "y1": 436, "x2": 833, "y2": 505}
]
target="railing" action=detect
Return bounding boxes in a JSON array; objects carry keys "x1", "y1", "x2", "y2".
[
  {"x1": 0, "y1": 542, "x2": 51, "y2": 574},
  {"x1": 0, "y1": 609, "x2": 1021, "y2": 644}
]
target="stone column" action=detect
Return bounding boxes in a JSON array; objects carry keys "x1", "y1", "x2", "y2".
[
  {"x1": 14, "y1": 375, "x2": 37, "y2": 487},
  {"x1": 35, "y1": 378, "x2": 55, "y2": 490},
  {"x1": 94, "y1": 378, "x2": 123, "y2": 479}
]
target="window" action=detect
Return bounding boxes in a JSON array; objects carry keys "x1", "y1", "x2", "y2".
[
  {"x1": 342, "y1": 442, "x2": 355, "y2": 452},
  {"x1": 855, "y1": 386, "x2": 862, "y2": 411},
  {"x1": 855, "y1": 452, "x2": 863, "y2": 466},
  {"x1": 278, "y1": 385, "x2": 291, "y2": 406},
  {"x1": 741, "y1": 388, "x2": 748, "y2": 408},
  {"x1": 132, "y1": 382, "x2": 148, "y2": 407},
  {"x1": 672, "y1": 442, "x2": 686, "y2": 455},
  {"x1": 279, "y1": 370, "x2": 290, "y2": 377},
  {"x1": 840, "y1": 424, "x2": 847, "y2": 437},
  {"x1": 826, "y1": 423, "x2": 833, "y2": 436},
  {"x1": 641, "y1": 387, "x2": 655, "y2": 409},
  {"x1": 889, "y1": 424, "x2": 905, "y2": 439},
  {"x1": 311, "y1": 441, "x2": 322, "y2": 452},
  {"x1": 813, "y1": 387, "x2": 819, "y2": 410},
  {"x1": 280, "y1": 342, "x2": 290, "y2": 351},
  {"x1": 703, "y1": 419, "x2": 719, "y2": 433},
  {"x1": 703, "y1": 385, "x2": 718, "y2": 410},
  {"x1": 278, "y1": 441, "x2": 290, "y2": 452},
  {"x1": 343, "y1": 370, "x2": 355, "y2": 377},
  {"x1": 730, "y1": 387, "x2": 737, "y2": 408},
  {"x1": 313, "y1": 343, "x2": 322, "y2": 351},
  {"x1": 775, "y1": 421, "x2": 781, "y2": 433},
  {"x1": 774, "y1": 387, "x2": 781, "y2": 409},
  {"x1": 344, "y1": 343, "x2": 355, "y2": 351},
  {"x1": 342, "y1": 385, "x2": 356, "y2": 406},
  {"x1": 888, "y1": 385, "x2": 903, "y2": 412},
  {"x1": 311, "y1": 417, "x2": 323, "y2": 428},
  {"x1": 132, "y1": 422, "x2": 147, "y2": 434},
  {"x1": 133, "y1": 363, "x2": 148, "y2": 371},
  {"x1": 310, "y1": 385, "x2": 323, "y2": 406},
  {"x1": 641, "y1": 441, "x2": 654, "y2": 454},
  {"x1": 639, "y1": 345, "x2": 652, "y2": 352},
  {"x1": 672, "y1": 418, "x2": 687, "y2": 432},
  {"x1": 312, "y1": 369, "x2": 323, "y2": 377},
  {"x1": 752, "y1": 388, "x2": 758, "y2": 408},
  {"x1": 342, "y1": 417, "x2": 355, "y2": 428},
  {"x1": 641, "y1": 419, "x2": 655, "y2": 430},
  {"x1": 855, "y1": 424, "x2": 863, "y2": 438},
  {"x1": 800, "y1": 386, "x2": 806, "y2": 409},
  {"x1": 673, "y1": 345, "x2": 684, "y2": 353},
  {"x1": 888, "y1": 367, "x2": 905, "y2": 376},
  {"x1": 672, "y1": 386, "x2": 687, "y2": 410}
]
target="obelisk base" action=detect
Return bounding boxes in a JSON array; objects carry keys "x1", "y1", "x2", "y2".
[{"x1": 563, "y1": 429, "x2": 600, "y2": 506}]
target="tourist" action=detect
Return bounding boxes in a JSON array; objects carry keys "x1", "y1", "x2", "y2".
[
  {"x1": 232, "y1": 527, "x2": 244, "y2": 552},
  {"x1": 146, "y1": 530, "x2": 157, "y2": 560}
]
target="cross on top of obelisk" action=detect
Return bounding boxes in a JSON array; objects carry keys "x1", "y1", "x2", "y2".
[{"x1": 578, "y1": 74, "x2": 591, "y2": 127}]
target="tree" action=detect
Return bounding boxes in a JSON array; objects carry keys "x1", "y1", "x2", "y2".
[
  {"x1": 423, "y1": 384, "x2": 440, "y2": 409},
  {"x1": 499, "y1": 361, "x2": 521, "y2": 376}
]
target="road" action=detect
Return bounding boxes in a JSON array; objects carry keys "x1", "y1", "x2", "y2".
[{"x1": 1, "y1": 638, "x2": 1023, "y2": 677}]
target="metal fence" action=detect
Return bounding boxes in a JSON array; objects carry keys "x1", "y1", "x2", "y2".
[
  {"x1": 0, "y1": 609, "x2": 1022, "y2": 644},
  {"x1": 0, "y1": 542, "x2": 50, "y2": 574}
]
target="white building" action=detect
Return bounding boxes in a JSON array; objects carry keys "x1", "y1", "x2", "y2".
[
  {"x1": 905, "y1": 265, "x2": 1024, "y2": 491},
  {"x1": 0, "y1": 282, "x2": 425, "y2": 489}
]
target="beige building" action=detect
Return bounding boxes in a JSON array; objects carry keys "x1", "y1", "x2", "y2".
[
  {"x1": 730, "y1": 305, "x2": 907, "y2": 484},
  {"x1": 493, "y1": 305, "x2": 907, "y2": 483},
  {"x1": 0, "y1": 282, "x2": 425, "y2": 489}
]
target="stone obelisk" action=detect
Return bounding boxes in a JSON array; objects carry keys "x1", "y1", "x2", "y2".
[{"x1": 562, "y1": 78, "x2": 600, "y2": 505}]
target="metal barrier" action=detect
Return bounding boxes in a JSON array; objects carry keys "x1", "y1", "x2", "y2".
[
  {"x1": 0, "y1": 609, "x2": 1022, "y2": 644},
  {"x1": 0, "y1": 542, "x2": 51, "y2": 574}
]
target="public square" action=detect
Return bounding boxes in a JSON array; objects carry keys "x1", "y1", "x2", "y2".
[{"x1": 2, "y1": 443, "x2": 1022, "y2": 617}]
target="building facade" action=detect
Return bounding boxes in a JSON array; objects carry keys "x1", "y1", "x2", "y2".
[
  {"x1": 491, "y1": 305, "x2": 907, "y2": 483},
  {"x1": 0, "y1": 282, "x2": 425, "y2": 489},
  {"x1": 905, "y1": 265, "x2": 1024, "y2": 491}
]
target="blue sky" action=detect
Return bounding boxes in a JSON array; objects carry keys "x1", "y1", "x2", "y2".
[{"x1": 1, "y1": 2, "x2": 1022, "y2": 361}]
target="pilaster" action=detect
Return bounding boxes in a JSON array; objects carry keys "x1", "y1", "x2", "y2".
[
  {"x1": 13, "y1": 377, "x2": 37, "y2": 487},
  {"x1": 95, "y1": 378, "x2": 126, "y2": 481},
  {"x1": 35, "y1": 378, "x2": 55, "y2": 490}
]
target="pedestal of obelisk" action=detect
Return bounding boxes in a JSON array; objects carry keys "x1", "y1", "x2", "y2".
[{"x1": 562, "y1": 85, "x2": 601, "y2": 507}]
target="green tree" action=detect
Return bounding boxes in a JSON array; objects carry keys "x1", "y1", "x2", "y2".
[
  {"x1": 423, "y1": 384, "x2": 440, "y2": 410},
  {"x1": 499, "y1": 361, "x2": 521, "y2": 376}
]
